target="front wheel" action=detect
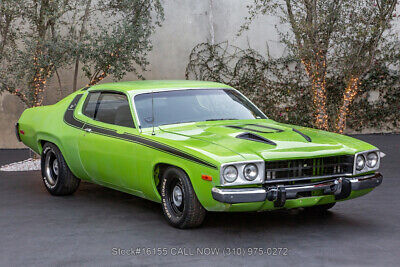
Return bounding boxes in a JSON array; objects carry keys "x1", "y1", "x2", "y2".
[
  {"x1": 41, "y1": 142, "x2": 80, "y2": 196},
  {"x1": 160, "y1": 167, "x2": 206, "y2": 228}
]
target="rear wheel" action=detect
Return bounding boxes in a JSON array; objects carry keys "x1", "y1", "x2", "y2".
[
  {"x1": 304, "y1": 202, "x2": 336, "y2": 213},
  {"x1": 160, "y1": 167, "x2": 206, "y2": 228},
  {"x1": 41, "y1": 142, "x2": 80, "y2": 196}
]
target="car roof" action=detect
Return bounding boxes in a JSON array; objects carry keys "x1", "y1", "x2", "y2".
[{"x1": 86, "y1": 80, "x2": 232, "y2": 92}]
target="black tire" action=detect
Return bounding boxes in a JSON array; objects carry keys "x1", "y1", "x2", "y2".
[
  {"x1": 41, "y1": 142, "x2": 80, "y2": 196},
  {"x1": 160, "y1": 167, "x2": 206, "y2": 228},
  {"x1": 304, "y1": 202, "x2": 336, "y2": 213}
]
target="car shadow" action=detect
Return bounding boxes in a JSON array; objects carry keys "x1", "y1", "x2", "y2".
[
  {"x1": 76, "y1": 181, "x2": 373, "y2": 234},
  {"x1": 205, "y1": 209, "x2": 341, "y2": 229}
]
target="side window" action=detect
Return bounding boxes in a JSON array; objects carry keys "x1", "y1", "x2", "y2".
[
  {"x1": 82, "y1": 92, "x2": 100, "y2": 119},
  {"x1": 83, "y1": 92, "x2": 135, "y2": 128}
]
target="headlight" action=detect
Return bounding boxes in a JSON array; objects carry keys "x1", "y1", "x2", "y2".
[
  {"x1": 356, "y1": 154, "x2": 366, "y2": 171},
  {"x1": 220, "y1": 161, "x2": 264, "y2": 186},
  {"x1": 366, "y1": 152, "x2": 378, "y2": 168},
  {"x1": 354, "y1": 150, "x2": 381, "y2": 174},
  {"x1": 223, "y1": 165, "x2": 238, "y2": 183},
  {"x1": 243, "y1": 164, "x2": 258, "y2": 181}
]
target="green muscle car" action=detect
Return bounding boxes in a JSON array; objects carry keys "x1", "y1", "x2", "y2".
[{"x1": 16, "y1": 80, "x2": 384, "y2": 228}]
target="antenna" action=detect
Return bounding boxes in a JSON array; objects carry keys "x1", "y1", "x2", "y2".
[{"x1": 151, "y1": 90, "x2": 155, "y2": 135}]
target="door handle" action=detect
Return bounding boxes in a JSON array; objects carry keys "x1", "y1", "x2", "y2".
[{"x1": 84, "y1": 128, "x2": 92, "y2": 133}]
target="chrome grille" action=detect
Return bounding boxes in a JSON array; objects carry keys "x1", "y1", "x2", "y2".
[{"x1": 265, "y1": 155, "x2": 354, "y2": 180}]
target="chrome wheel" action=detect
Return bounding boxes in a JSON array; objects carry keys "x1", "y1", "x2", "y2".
[
  {"x1": 166, "y1": 178, "x2": 185, "y2": 216},
  {"x1": 41, "y1": 142, "x2": 81, "y2": 196},
  {"x1": 52, "y1": 159, "x2": 59, "y2": 176},
  {"x1": 45, "y1": 150, "x2": 59, "y2": 187},
  {"x1": 172, "y1": 185, "x2": 183, "y2": 207}
]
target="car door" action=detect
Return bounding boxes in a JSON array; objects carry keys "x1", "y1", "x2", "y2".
[{"x1": 76, "y1": 91, "x2": 141, "y2": 192}]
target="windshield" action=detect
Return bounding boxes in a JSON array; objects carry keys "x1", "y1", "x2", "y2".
[{"x1": 134, "y1": 89, "x2": 267, "y2": 128}]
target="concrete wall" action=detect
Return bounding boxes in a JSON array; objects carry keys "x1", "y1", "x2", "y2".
[
  {"x1": 3, "y1": 1, "x2": 390, "y2": 148},
  {"x1": 139, "y1": 0, "x2": 399, "y2": 138},
  {"x1": 1, "y1": 0, "x2": 282, "y2": 148}
]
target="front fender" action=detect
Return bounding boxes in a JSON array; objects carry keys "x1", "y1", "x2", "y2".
[{"x1": 139, "y1": 152, "x2": 227, "y2": 211}]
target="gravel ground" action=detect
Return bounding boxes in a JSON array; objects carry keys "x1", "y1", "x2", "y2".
[
  {"x1": 0, "y1": 158, "x2": 40, "y2": 171},
  {"x1": 0, "y1": 134, "x2": 399, "y2": 267}
]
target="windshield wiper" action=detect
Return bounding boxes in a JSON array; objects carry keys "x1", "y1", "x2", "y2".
[{"x1": 206, "y1": 118, "x2": 238, "y2": 121}]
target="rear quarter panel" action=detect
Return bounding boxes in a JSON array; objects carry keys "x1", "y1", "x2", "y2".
[{"x1": 18, "y1": 93, "x2": 88, "y2": 180}]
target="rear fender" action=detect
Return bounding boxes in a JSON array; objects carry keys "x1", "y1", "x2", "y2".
[{"x1": 36, "y1": 132, "x2": 65, "y2": 156}]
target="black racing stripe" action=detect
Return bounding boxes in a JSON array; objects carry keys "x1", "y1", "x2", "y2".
[
  {"x1": 292, "y1": 128, "x2": 312, "y2": 142},
  {"x1": 63, "y1": 95, "x2": 218, "y2": 169},
  {"x1": 63, "y1": 94, "x2": 85, "y2": 128},
  {"x1": 123, "y1": 134, "x2": 218, "y2": 169},
  {"x1": 87, "y1": 124, "x2": 217, "y2": 169}
]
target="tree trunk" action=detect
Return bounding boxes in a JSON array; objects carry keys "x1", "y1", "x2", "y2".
[
  {"x1": 88, "y1": 70, "x2": 108, "y2": 86},
  {"x1": 0, "y1": 17, "x2": 11, "y2": 56},
  {"x1": 31, "y1": 69, "x2": 47, "y2": 107},
  {"x1": 72, "y1": 59, "x2": 80, "y2": 92},
  {"x1": 302, "y1": 58, "x2": 329, "y2": 131},
  {"x1": 336, "y1": 77, "x2": 359, "y2": 134},
  {"x1": 310, "y1": 73, "x2": 329, "y2": 131}
]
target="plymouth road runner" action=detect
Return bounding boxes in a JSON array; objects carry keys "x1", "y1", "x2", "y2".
[{"x1": 16, "y1": 80, "x2": 383, "y2": 228}]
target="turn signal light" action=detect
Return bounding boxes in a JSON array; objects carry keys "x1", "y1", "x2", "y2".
[{"x1": 201, "y1": 175, "x2": 212, "y2": 181}]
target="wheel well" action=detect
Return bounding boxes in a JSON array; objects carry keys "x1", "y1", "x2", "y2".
[
  {"x1": 153, "y1": 163, "x2": 189, "y2": 194},
  {"x1": 39, "y1": 140, "x2": 46, "y2": 149},
  {"x1": 154, "y1": 163, "x2": 170, "y2": 193},
  {"x1": 38, "y1": 140, "x2": 58, "y2": 155},
  {"x1": 39, "y1": 140, "x2": 50, "y2": 154}
]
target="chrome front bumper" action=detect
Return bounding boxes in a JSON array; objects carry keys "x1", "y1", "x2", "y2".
[{"x1": 211, "y1": 173, "x2": 383, "y2": 207}]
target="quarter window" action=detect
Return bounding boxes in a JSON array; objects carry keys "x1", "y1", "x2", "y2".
[
  {"x1": 82, "y1": 92, "x2": 135, "y2": 128},
  {"x1": 82, "y1": 92, "x2": 100, "y2": 119}
]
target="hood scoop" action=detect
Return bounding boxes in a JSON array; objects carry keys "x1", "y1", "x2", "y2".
[
  {"x1": 292, "y1": 128, "x2": 312, "y2": 142},
  {"x1": 236, "y1": 132, "x2": 277, "y2": 146}
]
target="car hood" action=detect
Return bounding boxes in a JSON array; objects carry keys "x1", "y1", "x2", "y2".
[{"x1": 157, "y1": 119, "x2": 376, "y2": 163}]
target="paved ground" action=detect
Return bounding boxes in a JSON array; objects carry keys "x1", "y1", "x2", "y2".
[{"x1": 0, "y1": 134, "x2": 399, "y2": 267}]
